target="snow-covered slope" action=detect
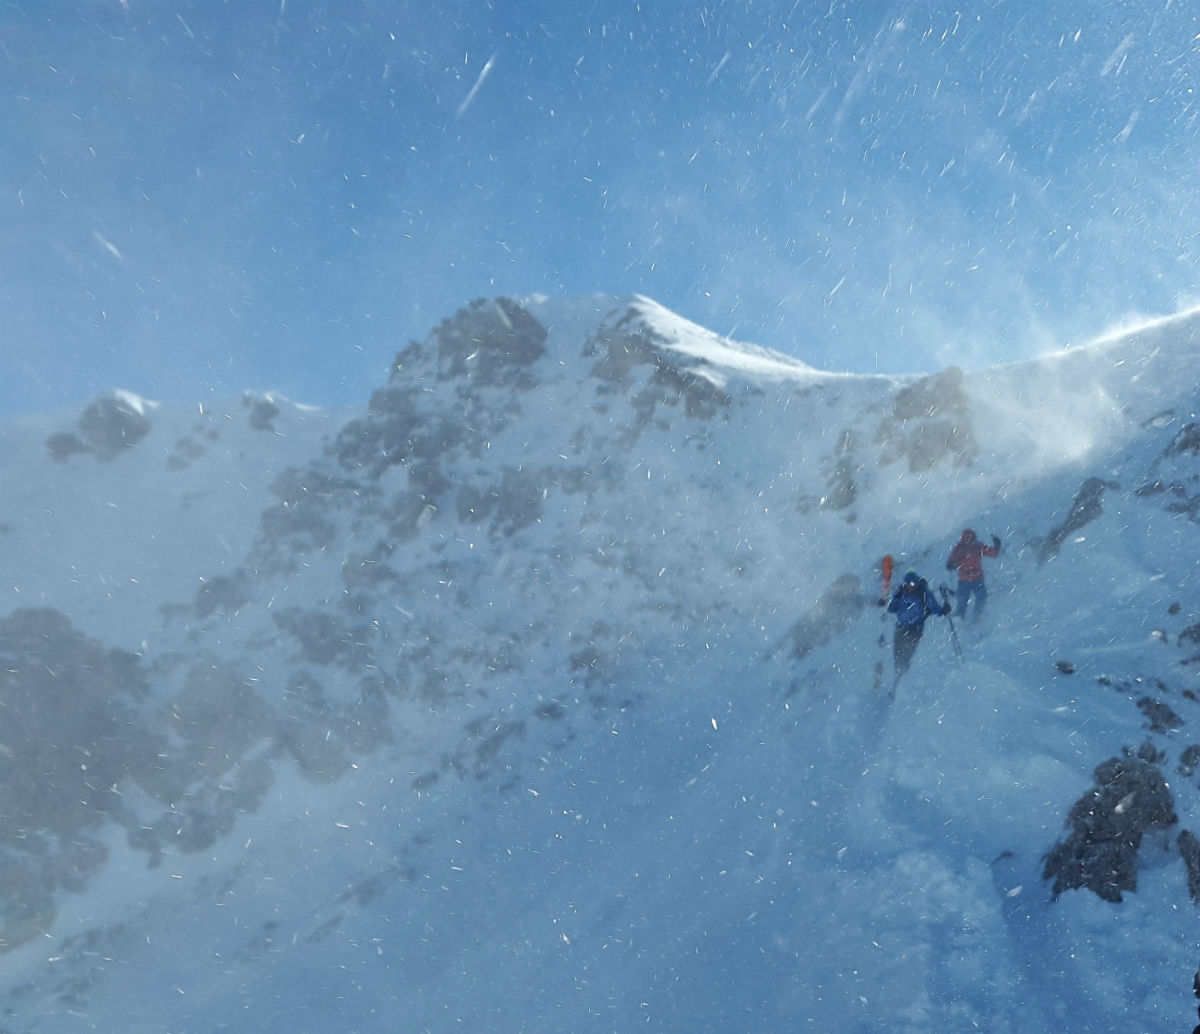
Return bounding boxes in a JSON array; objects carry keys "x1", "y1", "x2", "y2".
[{"x1": 3, "y1": 294, "x2": 1200, "y2": 1032}]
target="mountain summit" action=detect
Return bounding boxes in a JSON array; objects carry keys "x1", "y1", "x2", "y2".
[{"x1": 3, "y1": 295, "x2": 1200, "y2": 1031}]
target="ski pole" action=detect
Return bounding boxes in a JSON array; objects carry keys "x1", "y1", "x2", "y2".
[{"x1": 939, "y1": 584, "x2": 963, "y2": 661}]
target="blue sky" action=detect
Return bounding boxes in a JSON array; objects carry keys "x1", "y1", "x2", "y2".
[{"x1": 4, "y1": 0, "x2": 1200, "y2": 417}]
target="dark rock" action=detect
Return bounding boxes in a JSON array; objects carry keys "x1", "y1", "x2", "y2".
[
  {"x1": 1180, "y1": 829, "x2": 1200, "y2": 902},
  {"x1": 46, "y1": 392, "x2": 152, "y2": 462},
  {"x1": 1179, "y1": 745, "x2": 1200, "y2": 778},
  {"x1": 1038, "y1": 477, "x2": 1120, "y2": 565},
  {"x1": 1043, "y1": 751, "x2": 1178, "y2": 902},
  {"x1": 1136, "y1": 696, "x2": 1183, "y2": 734}
]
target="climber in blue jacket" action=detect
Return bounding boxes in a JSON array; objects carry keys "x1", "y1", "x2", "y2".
[{"x1": 887, "y1": 570, "x2": 950, "y2": 683}]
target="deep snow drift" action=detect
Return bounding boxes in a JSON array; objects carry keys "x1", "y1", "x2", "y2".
[{"x1": 3, "y1": 294, "x2": 1200, "y2": 1032}]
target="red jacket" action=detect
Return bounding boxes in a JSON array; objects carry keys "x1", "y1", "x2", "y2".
[{"x1": 947, "y1": 530, "x2": 998, "y2": 583}]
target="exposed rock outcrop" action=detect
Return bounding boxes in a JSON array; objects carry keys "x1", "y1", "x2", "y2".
[
  {"x1": 46, "y1": 390, "x2": 153, "y2": 461},
  {"x1": 1043, "y1": 751, "x2": 1178, "y2": 902},
  {"x1": 876, "y1": 367, "x2": 979, "y2": 472},
  {"x1": 1037, "y1": 476, "x2": 1120, "y2": 564}
]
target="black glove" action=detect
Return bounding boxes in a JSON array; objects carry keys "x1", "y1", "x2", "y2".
[
  {"x1": 942, "y1": 604, "x2": 951, "y2": 616},
  {"x1": 946, "y1": 561, "x2": 955, "y2": 571},
  {"x1": 876, "y1": 597, "x2": 887, "y2": 608},
  {"x1": 992, "y1": 535, "x2": 1001, "y2": 550}
]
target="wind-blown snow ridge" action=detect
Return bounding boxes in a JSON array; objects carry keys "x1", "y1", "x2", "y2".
[
  {"x1": 622, "y1": 293, "x2": 836, "y2": 387},
  {"x1": 3, "y1": 293, "x2": 1200, "y2": 1032},
  {"x1": 1082, "y1": 300, "x2": 1200, "y2": 349}
]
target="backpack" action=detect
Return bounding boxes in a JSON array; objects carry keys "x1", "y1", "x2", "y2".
[{"x1": 890, "y1": 583, "x2": 931, "y2": 626}]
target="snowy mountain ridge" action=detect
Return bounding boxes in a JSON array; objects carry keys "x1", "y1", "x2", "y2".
[{"x1": 3, "y1": 294, "x2": 1200, "y2": 1031}]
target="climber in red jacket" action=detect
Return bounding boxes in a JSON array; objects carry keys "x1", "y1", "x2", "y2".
[{"x1": 946, "y1": 528, "x2": 1000, "y2": 621}]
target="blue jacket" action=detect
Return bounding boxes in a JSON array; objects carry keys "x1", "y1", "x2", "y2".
[{"x1": 888, "y1": 583, "x2": 943, "y2": 626}]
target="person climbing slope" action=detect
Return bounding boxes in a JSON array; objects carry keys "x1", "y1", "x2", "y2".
[
  {"x1": 946, "y1": 528, "x2": 1000, "y2": 621},
  {"x1": 887, "y1": 570, "x2": 950, "y2": 687}
]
